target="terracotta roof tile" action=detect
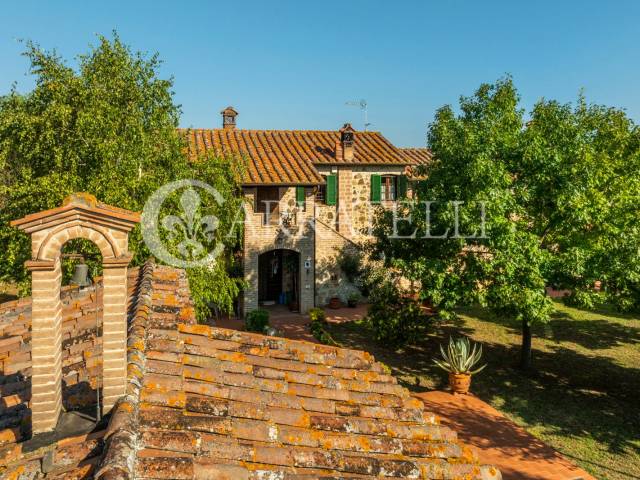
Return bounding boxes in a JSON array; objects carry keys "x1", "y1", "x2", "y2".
[
  {"x1": 0, "y1": 260, "x2": 500, "y2": 479},
  {"x1": 400, "y1": 147, "x2": 433, "y2": 165},
  {"x1": 97, "y1": 262, "x2": 499, "y2": 479},
  {"x1": 181, "y1": 129, "x2": 425, "y2": 186}
]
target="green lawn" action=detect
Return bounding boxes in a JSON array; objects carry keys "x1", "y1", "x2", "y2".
[
  {"x1": 0, "y1": 282, "x2": 18, "y2": 304},
  {"x1": 325, "y1": 301, "x2": 640, "y2": 480}
]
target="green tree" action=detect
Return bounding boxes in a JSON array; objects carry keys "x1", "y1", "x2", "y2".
[
  {"x1": 370, "y1": 77, "x2": 640, "y2": 369},
  {"x1": 0, "y1": 34, "x2": 244, "y2": 320}
]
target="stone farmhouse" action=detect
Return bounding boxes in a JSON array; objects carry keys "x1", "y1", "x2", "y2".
[{"x1": 183, "y1": 107, "x2": 432, "y2": 314}]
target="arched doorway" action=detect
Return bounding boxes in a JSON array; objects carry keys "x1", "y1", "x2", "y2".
[{"x1": 258, "y1": 249, "x2": 300, "y2": 311}]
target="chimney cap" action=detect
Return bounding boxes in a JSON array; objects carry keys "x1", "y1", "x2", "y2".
[
  {"x1": 221, "y1": 106, "x2": 238, "y2": 116},
  {"x1": 340, "y1": 123, "x2": 355, "y2": 150},
  {"x1": 221, "y1": 106, "x2": 238, "y2": 129},
  {"x1": 339, "y1": 123, "x2": 355, "y2": 133}
]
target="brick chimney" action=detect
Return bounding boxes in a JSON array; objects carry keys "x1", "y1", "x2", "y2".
[
  {"x1": 221, "y1": 106, "x2": 238, "y2": 130},
  {"x1": 339, "y1": 123, "x2": 355, "y2": 161},
  {"x1": 11, "y1": 193, "x2": 139, "y2": 434}
]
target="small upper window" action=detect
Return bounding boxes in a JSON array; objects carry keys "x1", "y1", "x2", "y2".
[{"x1": 316, "y1": 181, "x2": 326, "y2": 203}]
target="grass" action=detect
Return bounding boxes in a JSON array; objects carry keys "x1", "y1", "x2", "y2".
[
  {"x1": 0, "y1": 281, "x2": 18, "y2": 304},
  {"x1": 325, "y1": 301, "x2": 640, "y2": 480}
]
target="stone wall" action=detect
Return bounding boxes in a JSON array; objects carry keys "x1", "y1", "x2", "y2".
[
  {"x1": 314, "y1": 165, "x2": 338, "y2": 230},
  {"x1": 351, "y1": 165, "x2": 407, "y2": 236},
  {"x1": 312, "y1": 165, "x2": 407, "y2": 305},
  {"x1": 314, "y1": 220, "x2": 361, "y2": 306},
  {"x1": 314, "y1": 164, "x2": 406, "y2": 238}
]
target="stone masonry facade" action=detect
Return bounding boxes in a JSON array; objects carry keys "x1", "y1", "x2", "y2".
[{"x1": 244, "y1": 164, "x2": 410, "y2": 313}]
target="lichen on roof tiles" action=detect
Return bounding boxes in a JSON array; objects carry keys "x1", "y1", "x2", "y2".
[{"x1": 0, "y1": 260, "x2": 499, "y2": 479}]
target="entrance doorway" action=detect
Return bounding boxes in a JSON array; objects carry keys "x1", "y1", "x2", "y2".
[{"x1": 258, "y1": 249, "x2": 300, "y2": 311}]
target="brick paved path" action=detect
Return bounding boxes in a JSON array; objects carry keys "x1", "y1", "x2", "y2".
[
  {"x1": 415, "y1": 391, "x2": 596, "y2": 480},
  {"x1": 216, "y1": 304, "x2": 369, "y2": 342}
]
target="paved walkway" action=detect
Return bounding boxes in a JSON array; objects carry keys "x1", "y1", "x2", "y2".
[
  {"x1": 415, "y1": 391, "x2": 595, "y2": 480},
  {"x1": 215, "y1": 304, "x2": 368, "y2": 342},
  {"x1": 218, "y1": 305, "x2": 594, "y2": 480}
]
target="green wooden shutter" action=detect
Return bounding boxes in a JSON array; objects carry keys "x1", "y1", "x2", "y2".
[
  {"x1": 296, "y1": 186, "x2": 305, "y2": 207},
  {"x1": 370, "y1": 174, "x2": 381, "y2": 202},
  {"x1": 397, "y1": 175, "x2": 408, "y2": 199},
  {"x1": 326, "y1": 175, "x2": 337, "y2": 205}
]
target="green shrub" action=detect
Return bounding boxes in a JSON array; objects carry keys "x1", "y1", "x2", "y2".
[
  {"x1": 338, "y1": 248, "x2": 364, "y2": 283},
  {"x1": 308, "y1": 307, "x2": 336, "y2": 345},
  {"x1": 308, "y1": 307, "x2": 326, "y2": 322},
  {"x1": 563, "y1": 289, "x2": 604, "y2": 311},
  {"x1": 365, "y1": 267, "x2": 431, "y2": 346},
  {"x1": 245, "y1": 309, "x2": 269, "y2": 333},
  {"x1": 367, "y1": 299, "x2": 427, "y2": 346}
]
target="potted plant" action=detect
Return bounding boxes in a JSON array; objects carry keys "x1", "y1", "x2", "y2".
[
  {"x1": 433, "y1": 337, "x2": 486, "y2": 395},
  {"x1": 328, "y1": 296, "x2": 341, "y2": 309},
  {"x1": 347, "y1": 292, "x2": 359, "y2": 308}
]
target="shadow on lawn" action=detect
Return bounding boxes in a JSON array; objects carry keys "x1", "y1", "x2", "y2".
[
  {"x1": 460, "y1": 304, "x2": 640, "y2": 351},
  {"x1": 327, "y1": 316, "x2": 640, "y2": 466},
  {"x1": 546, "y1": 312, "x2": 640, "y2": 350}
]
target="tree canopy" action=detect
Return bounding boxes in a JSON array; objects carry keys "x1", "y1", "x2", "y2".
[
  {"x1": 369, "y1": 77, "x2": 640, "y2": 368},
  {"x1": 0, "y1": 34, "x2": 244, "y2": 320}
]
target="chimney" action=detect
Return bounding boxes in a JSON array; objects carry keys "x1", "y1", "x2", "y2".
[
  {"x1": 339, "y1": 123, "x2": 355, "y2": 161},
  {"x1": 221, "y1": 106, "x2": 238, "y2": 130}
]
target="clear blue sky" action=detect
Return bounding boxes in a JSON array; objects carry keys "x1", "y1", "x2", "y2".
[{"x1": 1, "y1": 1, "x2": 638, "y2": 147}]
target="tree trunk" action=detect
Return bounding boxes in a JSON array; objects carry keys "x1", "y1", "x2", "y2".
[{"x1": 520, "y1": 318, "x2": 533, "y2": 370}]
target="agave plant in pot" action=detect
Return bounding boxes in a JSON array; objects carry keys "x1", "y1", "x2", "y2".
[{"x1": 433, "y1": 337, "x2": 486, "y2": 395}]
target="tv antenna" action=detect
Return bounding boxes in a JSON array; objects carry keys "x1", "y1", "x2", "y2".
[{"x1": 345, "y1": 99, "x2": 371, "y2": 131}]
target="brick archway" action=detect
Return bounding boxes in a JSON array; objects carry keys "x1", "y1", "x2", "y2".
[
  {"x1": 11, "y1": 193, "x2": 139, "y2": 434},
  {"x1": 37, "y1": 222, "x2": 121, "y2": 261}
]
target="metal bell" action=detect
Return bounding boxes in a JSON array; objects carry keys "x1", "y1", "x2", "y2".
[{"x1": 70, "y1": 263, "x2": 92, "y2": 288}]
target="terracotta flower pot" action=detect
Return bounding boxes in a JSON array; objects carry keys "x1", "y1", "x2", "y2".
[
  {"x1": 448, "y1": 372, "x2": 471, "y2": 395},
  {"x1": 328, "y1": 297, "x2": 341, "y2": 309}
]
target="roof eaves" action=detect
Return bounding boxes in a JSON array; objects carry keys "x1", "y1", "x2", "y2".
[{"x1": 95, "y1": 259, "x2": 155, "y2": 480}]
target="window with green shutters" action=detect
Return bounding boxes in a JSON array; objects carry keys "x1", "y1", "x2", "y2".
[
  {"x1": 296, "y1": 186, "x2": 305, "y2": 209},
  {"x1": 325, "y1": 175, "x2": 337, "y2": 205},
  {"x1": 370, "y1": 174, "x2": 381, "y2": 202},
  {"x1": 397, "y1": 175, "x2": 408, "y2": 199}
]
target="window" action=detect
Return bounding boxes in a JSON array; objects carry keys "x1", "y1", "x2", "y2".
[
  {"x1": 256, "y1": 187, "x2": 280, "y2": 224},
  {"x1": 316, "y1": 175, "x2": 336, "y2": 205},
  {"x1": 381, "y1": 176, "x2": 396, "y2": 201},
  {"x1": 316, "y1": 183, "x2": 325, "y2": 203},
  {"x1": 296, "y1": 186, "x2": 306, "y2": 210}
]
